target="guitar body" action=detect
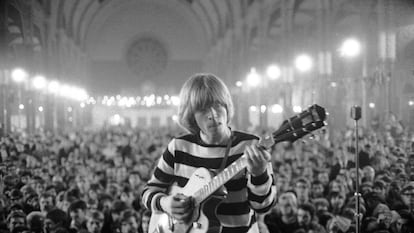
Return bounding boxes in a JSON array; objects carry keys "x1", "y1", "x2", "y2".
[{"x1": 149, "y1": 168, "x2": 227, "y2": 233}]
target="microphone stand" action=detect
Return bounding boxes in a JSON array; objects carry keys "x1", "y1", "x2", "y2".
[{"x1": 351, "y1": 106, "x2": 362, "y2": 233}]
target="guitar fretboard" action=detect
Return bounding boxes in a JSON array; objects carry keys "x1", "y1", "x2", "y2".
[{"x1": 193, "y1": 156, "x2": 247, "y2": 205}]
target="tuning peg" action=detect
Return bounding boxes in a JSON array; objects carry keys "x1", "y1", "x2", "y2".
[{"x1": 323, "y1": 121, "x2": 328, "y2": 126}]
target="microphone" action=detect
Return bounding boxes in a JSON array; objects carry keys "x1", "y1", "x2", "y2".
[
  {"x1": 350, "y1": 106, "x2": 361, "y2": 121},
  {"x1": 350, "y1": 105, "x2": 362, "y2": 233}
]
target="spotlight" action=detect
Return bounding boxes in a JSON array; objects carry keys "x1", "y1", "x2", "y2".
[
  {"x1": 266, "y1": 65, "x2": 281, "y2": 80},
  {"x1": 32, "y1": 75, "x2": 47, "y2": 89},
  {"x1": 246, "y1": 68, "x2": 261, "y2": 87},
  {"x1": 339, "y1": 38, "x2": 361, "y2": 58},
  {"x1": 295, "y1": 54, "x2": 313, "y2": 72},
  {"x1": 11, "y1": 68, "x2": 28, "y2": 83},
  {"x1": 271, "y1": 104, "x2": 283, "y2": 113}
]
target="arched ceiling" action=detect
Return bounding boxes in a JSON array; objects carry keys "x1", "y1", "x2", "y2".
[
  {"x1": 44, "y1": 0, "x2": 246, "y2": 94},
  {"x1": 84, "y1": 1, "x2": 204, "y2": 60},
  {"x1": 52, "y1": 0, "x2": 246, "y2": 61},
  {"x1": 8, "y1": 0, "x2": 414, "y2": 95},
  {"x1": 16, "y1": 0, "x2": 369, "y2": 63}
]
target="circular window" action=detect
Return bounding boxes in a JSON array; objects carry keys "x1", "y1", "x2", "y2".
[{"x1": 126, "y1": 37, "x2": 168, "y2": 78}]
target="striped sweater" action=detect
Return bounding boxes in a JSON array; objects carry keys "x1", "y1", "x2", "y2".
[{"x1": 141, "y1": 130, "x2": 276, "y2": 233}]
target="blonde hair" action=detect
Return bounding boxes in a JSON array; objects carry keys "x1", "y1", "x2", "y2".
[
  {"x1": 276, "y1": 192, "x2": 298, "y2": 222},
  {"x1": 178, "y1": 73, "x2": 234, "y2": 135},
  {"x1": 278, "y1": 192, "x2": 298, "y2": 210}
]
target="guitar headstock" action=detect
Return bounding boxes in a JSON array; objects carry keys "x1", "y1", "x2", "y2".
[{"x1": 272, "y1": 104, "x2": 327, "y2": 144}]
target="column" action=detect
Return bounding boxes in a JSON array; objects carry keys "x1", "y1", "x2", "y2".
[
  {"x1": 25, "y1": 89, "x2": 36, "y2": 134},
  {"x1": 239, "y1": 22, "x2": 251, "y2": 130},
  {"x1": 385, "y1": 0, "x2": 396, "y2": 115},
  {"x1": 377, "y1": 0, "x2": 396, "y2": 117},
  {"x1": 0, "y1": 0, "x2": 8, "y2": 136},
  {"x1": 258, "y1": 0, "x2": 268, "y2": 129},
  {"x1": 18, "y1": 1, "x2": 35, "y2": 134},
  {"x1": 281, "y1": 0, "x2": 294, "y2": 112},
  {"x1": 56, "y1": 98, "x2": 66, "y2": 133},
  {"x1": 44, "y1": 94, "x2": 54, "y2": 132}
]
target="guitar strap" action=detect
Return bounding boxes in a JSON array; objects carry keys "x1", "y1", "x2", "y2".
[{"x1": 218, "y1": 132, "x2": 234, "y2": 173}]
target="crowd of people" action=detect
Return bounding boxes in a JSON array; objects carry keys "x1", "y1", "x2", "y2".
[
  {"x1": 0, "y1": 111, "x2": 412, "y2": 233},
  {"x1": 0, "y1": 125, "x2": 178, "y2": 233}
]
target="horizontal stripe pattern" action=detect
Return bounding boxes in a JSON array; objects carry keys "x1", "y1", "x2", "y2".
[
  {"x1": 221, "y1": 214, "x2": 256, "y2": 233},
  {"x1": 141, "y1": 131, "x2": 276, "y2": 232},
  {"x1": 225, "y1": 176, "x2": 248, "y2": 191},
  {"x1": 220, "y1": 188, "x2": 247, "y2": 203},
  {"x1": 217, "y1": 201, "x2": 250, "y2": 215},
  {"x1": 222, "y1": 226, "x2": 251, "y2": 233},
  {"x1": 217, "y1": 211, "x2": 253, "y2": 226}
]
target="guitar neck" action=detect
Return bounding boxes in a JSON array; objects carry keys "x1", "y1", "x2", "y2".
[{"x1": 193, "y1": 156, "x2": 248, "y2": 205}]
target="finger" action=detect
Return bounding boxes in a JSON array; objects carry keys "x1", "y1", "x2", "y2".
[
  {"x1": 178, "y1": 195, "x2": 193, "y2": 206},
  {"x1": 171, "y1": 196, "x2": 193, "y2": 210},
  {"x1": 171, "y1": 205, "x2": 192, "y2": 217},
  {"x1": 171, "y1": 207, "x2": 189, "y2": 215},
  {"x1": 245, "y1": 146, "x2": 256, "y2": 165},
  {"x1": 180, "y1": 211, "x2": 193, "y2": 221},
  {"x1": 171, "y1": 194, "x2": 188, "y2": 206},
  {"x1": 177, "y1": 204, "x2": 193, "y2": 214},
  {"x1": 171, "y1": 199, "x2": 190, "y2": 209},
  {"x1": 173, "y1": 194, "x2": 185, "y2": 200},
  {"x1": 255, "y1": 143, "x2": 267, "y2": 151},
  {"x1": 175, "y1": 212, "x2": 192, "y2": 221},
  {"x1": 172, "y1": 206, "x2": 194, "y2": 220},
  {"x1": 248, "y1": 155, "x2": 260, "y2": 168},
  {"x1": 254, "y1": 144, "x2": 271, "y2": 162},
  {"x1": 176, "y1": 193, "x2": 189, "y2": 200},
  {"x1": 176, "y1": 200, "x2": 193, "y2": 210},
  {"x1": 250, "y1": 145, "x2": 264, "y2": 164},
  {"x1": 260, "y1": 149, "x2": 271, "y2": 161},
  {"x1": 170, "y1": 200, "x2": 182, "y2": 208}
]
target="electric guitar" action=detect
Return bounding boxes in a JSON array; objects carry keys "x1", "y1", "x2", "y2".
[{"x1": 149, "y1": 104, "x2": 327, "y2": 233}]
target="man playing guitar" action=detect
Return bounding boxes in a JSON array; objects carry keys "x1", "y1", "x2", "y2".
[{"x1": 141, "y1": 73, "x2": 277, "y2": 233}]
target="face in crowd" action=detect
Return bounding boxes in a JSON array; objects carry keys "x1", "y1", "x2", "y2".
[
  {"x1": 311, "y1": 181, "x2": 324, "y2": 198},
  {"x1": 278, "y1": 193, "x2": 297, "y2": 219},
  {"x1": 297, "y1": 208, "x2": 311, "y2": 227},
  {"x1": 39, "y1": 194, "x2": 54, "y2": 213},
  {"x1": 120, "y1": 216, "x2": 139, "y2": 233},
  {"x1": 8, "y1": 211, "x2": 27, "y2": 233},
  {"x1": 295, "y1": 180, "x2": 310, "y2": 204},
  {"x1": 86, "y1": 211, "x2": 104, "y2": 233}
]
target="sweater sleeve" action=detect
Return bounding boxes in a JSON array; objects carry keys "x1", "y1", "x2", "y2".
[
  {"x1": 141, "y1": 139, "x2": 176, "y2": 213},
  {"x1": 246, "y1": 162, "x2": 277, "y2": 213}
]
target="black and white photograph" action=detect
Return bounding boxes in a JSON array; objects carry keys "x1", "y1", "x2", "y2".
[{"x1": 0, "y1": 1, "x2": 414, "y2": 233}]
